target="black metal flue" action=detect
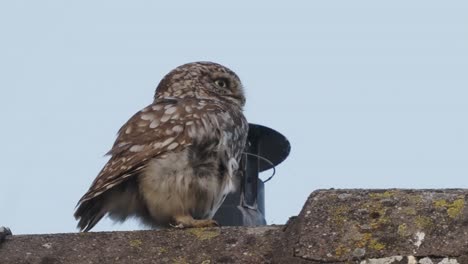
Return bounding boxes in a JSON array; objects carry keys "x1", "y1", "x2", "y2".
[{"x1": 213, "y1": 123, "x2": 290, "y2": 226}]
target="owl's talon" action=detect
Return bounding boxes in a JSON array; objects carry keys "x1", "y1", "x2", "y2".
[
  {"x1": 211, "y1": 220, "x2": 220, "y2": 227},
  {"x1": 170, "y1": 223, "x2": 185, "y2": 229},
  {"x1": 173, "y1": 215, "x2": 219, "y2": 228}
]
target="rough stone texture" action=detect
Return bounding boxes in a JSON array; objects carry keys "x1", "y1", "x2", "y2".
[
  {"x1": 0, "y1": 227, "x2": 279, "y2": 264},
  {"x1": 1, "y1": 189, "x2": 468, "y2": 264},
  {"x1": 286, "y1": 189, "x2": 468, "y2": 264}
]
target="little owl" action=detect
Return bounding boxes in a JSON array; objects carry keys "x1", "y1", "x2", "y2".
[{"x1": 74, "y1": 62, "x2": 248, "y2": 231}]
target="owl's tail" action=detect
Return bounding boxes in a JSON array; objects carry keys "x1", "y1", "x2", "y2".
[
  {"x1": 74, "y1": 177, "x2": 149, "y2": 232},
  {"x1": 74, "y1": 197, "x2": 107, "y2": 232}
]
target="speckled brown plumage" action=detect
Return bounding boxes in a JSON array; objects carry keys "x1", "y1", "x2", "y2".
[{"x1": 74, "y1": 62, "x2": 248, "y2": 231}]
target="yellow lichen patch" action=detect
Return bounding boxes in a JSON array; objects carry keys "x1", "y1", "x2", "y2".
[
  {"x1": 415, "y1": 215, "x2": 433, "y2": 230},
  {"x1": 356, "y1": 233, "x2": 372, "y2": 248},
  {"x1": 157, "y1": 247, "x2": 167, "y2": 255},
  {"x1": 434, "y1": 199, "x2": 448, "y2": 208},
  {"x1": 369, "y1": 190, "x2": 396, "y2": 199},
  {"x1": 368, "y1": 239, "x2": 386, "y2": 251},
  {"x1": 407, "y1": 195, "x2": 423, "y2": 205},
  {"x1": 366, "y1": 204, "x2": 389, "y2": 230},
  {"x1": 201, "y1": 260, "x2": 211, "y2": 264},
  {"x1": 370, "y1": 212, "x2": 389, "y2": 229},
  {"x1": 329, "y1": 205, "x2": 349, "y2": 227},
  {"x1": 334, "y1": 244, "x2": 351, "y2": 257},
  {"x1": 129, "y1": 239, "x2": 143, "y2": 249},
  {"x1": 172, "y1": 256, "x2": 188, "y2": 264},
  {"x1": 354, "y1": 233, "x2": 386, "y2": 251},
  {"x1": 397, "y1": 223, "x2": 409, "y2": 237},
  {"x1": 188, "y1": 228, "x2": 220, "y2": 240},
  {"x1": 434, "y1": 198, "x2": 465, "y2": 219},
  {"x1": 447, "y1": 199, "x2": 465, "y2": 218},
  {"x1": 401, "y1": 207, "x2": 417, "y2": 216}
]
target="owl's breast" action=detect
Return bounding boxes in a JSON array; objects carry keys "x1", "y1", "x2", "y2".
[{"x1": 139, "y1": 148, "x2": 235, "y2": 224}]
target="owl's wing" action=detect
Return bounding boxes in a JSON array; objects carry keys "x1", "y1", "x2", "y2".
[{"x1": 76, "y1": 97, "x2": 231, "y2": 205}]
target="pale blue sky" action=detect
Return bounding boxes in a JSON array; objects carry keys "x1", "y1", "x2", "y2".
[{"x1": 1, "y1": 1, "x2": 467, "y2": 234}]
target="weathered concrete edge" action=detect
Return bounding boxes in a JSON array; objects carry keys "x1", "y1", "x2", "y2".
[
  {"x1": 0, "y1": 226, "x2": 284, "y2": 264},
  {"x1": 1, "y1": 189, "x2": 468, "y2": 264},
  {"x1": 285, "y1": 189, "x2": 468, "y2": 264}
]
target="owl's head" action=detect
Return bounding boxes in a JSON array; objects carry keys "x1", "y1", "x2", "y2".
[{"x1": 154, "y1": 62, "x2": 246, "y2": 108}]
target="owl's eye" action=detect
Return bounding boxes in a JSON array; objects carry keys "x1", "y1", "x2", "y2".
[{"x1": 214, "y1": 78, "x2": 228, "y2": 88}]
